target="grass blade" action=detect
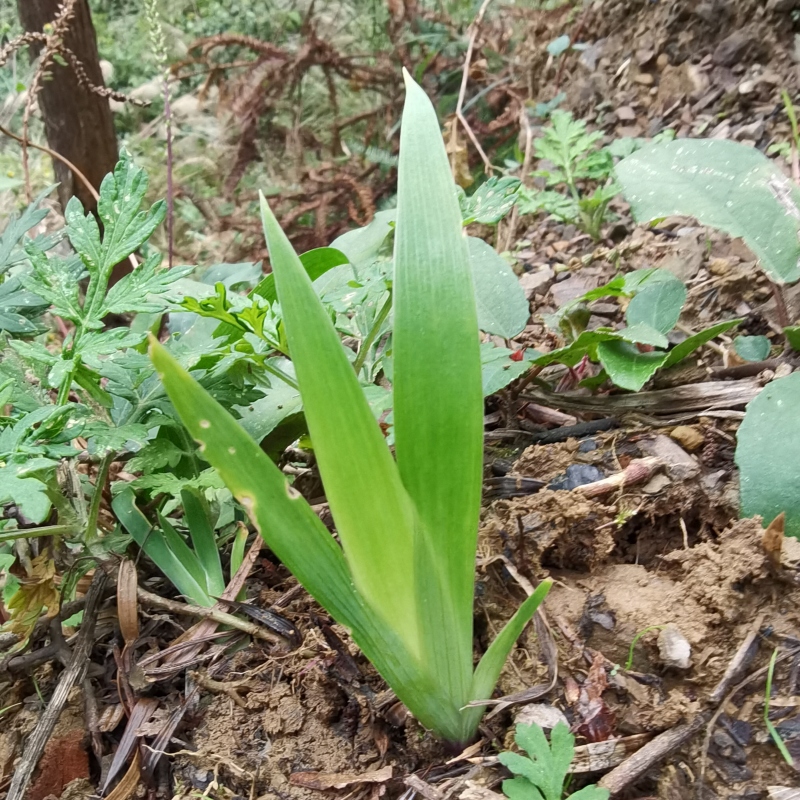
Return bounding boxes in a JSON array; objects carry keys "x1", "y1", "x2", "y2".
[
  {"x1": 393, "y1": 70, "x2": 484, "y2": 710},
  {"x1": 465, "y1": 581, "x2": 552, "y2": 733},
  {"x1": 260, "y1": 195, "x2": 420, "y2": 651},
  {"x1": 112, "y1": 488, "x2": 212, "y2": 607},
  {"x1": 180, "y1": 487, "x2": 225, "y2": 597}
]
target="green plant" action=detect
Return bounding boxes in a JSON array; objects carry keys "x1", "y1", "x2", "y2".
[
  {"x1": 499, "y1": 721, "x2": 609, "y2": 800},
  {"x1": 113, "y1": 486, "x2": 226, "y2": 607},
  {"x1": 764, "y1": 647, "x2": 794, "y2": 766},
  {"x1": 615, "y1": 138, "x2": 800, "y2": 284},
  {"x1": 517, "y1": 111, "x2": 618, "y2": 241},
  {"x1": 494, "y1": 266, "x2": 740, "y2": 392},
  {"x1": 149, "y1": 72, "x2": 551, "y2": 743},
  {"x1": 735, "y1": 372, "x2": 800, "y2": 539},
  {"x1": 625, "y1": 625, "x2": 666, "y2": 671}
]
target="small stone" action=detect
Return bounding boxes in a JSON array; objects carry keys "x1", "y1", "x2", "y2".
[
  {"x1": 548, "y1": 464, "x2": 603, "y2": 491},
  {"x1": 713, "y1": 31, "x2": 753, "y2": 67},
  {"x1": 641, "y1": 473, "x2": 671, "y2": 494},
  {"x1": 578, "y1": 438, "x2": 597, "y2": 453},
  {"x1": 616, "y1": 105, "x2": 637, "y2": 121},
  {"x1": 636, "y1": 49, "x2": 655, "y2": 66},
  {"x1": 669, "y1": 425, "x2": 704, "y2": 452},
  {"x1": 657, "y1": 624, "x2": 692, "y2": 669},
  {"x1": 519, "y1": 266, "x2": 554, "y2": 299},
  {"x1": 638, "y1": 435, "x2": 700, "y2": 481},
  {"x1": 738, "y1": 79, "x2": 756, "y2": 95},
  {"x1": 656, "y1": 53, "x2": 670, "y2": 71},
  {"x1": 634, "y1": 72, "x2": 654, "y2": 86}
]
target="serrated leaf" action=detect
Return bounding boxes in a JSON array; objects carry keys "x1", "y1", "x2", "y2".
[
  {"x1": 100, "y1": 254, "x2": 193, "y2": 317},
  {"x1": 460, "y1": 176, "x2": 521, "y2": 225},
  {"x1": 616, "y1": 139, "x2": 800, "y2": 284},
  {"x1": 734, "y1": 335, "x2": 770, "y2": 362},
  {"x1": 21, "y1": 248, "x2": 85, "y2": 323},
  {"x1": 736, "y1": 372, "x2": 800, "y2": 538},
  {"x1": 531, "y1": 329, "x2": 620, "y2": 368},
  {"x1": 126, "y1": 439, "x2": 184, "y2": 473},
  {"x1": 618, "y1": 323, "x2": 669, "y2": 349},
  {"x1": 469, "y1": 237, "x2": 530, "y2": 337},
  {"x1": 0, "y1": 185, "x2": 57, "y2": 274},
  {"x1": 69, "y1": 152, "x2": 167, "y2": 320}
]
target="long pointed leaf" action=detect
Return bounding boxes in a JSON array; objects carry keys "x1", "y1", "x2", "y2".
[
  {"x1": 393, "y1": 70, "x2": 484, "y2": 708},
  {"x1": 465, "y1": 581, "x2": 552, "y2": 734},
  {"x1": 149, "y1": 340, "x2": 467, "y2": 739},
  {"x1": 181, "y1": 487, "x2": 225, "y2": 596},
  {"x1": 112, "y1": 488, "x2": 212, "y2": 607},
  {"x1": 260, "y1": 195, "x2": 420, "y2": 652}
]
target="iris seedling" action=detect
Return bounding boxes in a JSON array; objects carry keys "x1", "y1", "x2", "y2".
[{"x1": 150, "y1": 71, "x2": 550, "y2": 743}]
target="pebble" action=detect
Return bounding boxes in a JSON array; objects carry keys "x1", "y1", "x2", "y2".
[
  {"x1": 519, "y1": 266, "x2": 554, "y2": 300},
  {"x1": 657, "y1": 624, "x2": 692, "y2": 669},
  {"x1": 634, "y1": 73, "x2": 654, "y2": 86},
  {"x1": 548, "y1": 464, "x2": 603, "y2": 491},
  {"x1": 669, "y1": 425, "x2": 704, "y2": 452}
]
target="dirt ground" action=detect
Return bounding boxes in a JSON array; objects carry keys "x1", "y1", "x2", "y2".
[{"x1": 3, "y1": 0, "x2": 800, "y2": 798}]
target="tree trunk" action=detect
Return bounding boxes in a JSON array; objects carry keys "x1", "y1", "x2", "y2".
[{"x1": 17, "y1": 0, "x2": 118, "y2": 215}]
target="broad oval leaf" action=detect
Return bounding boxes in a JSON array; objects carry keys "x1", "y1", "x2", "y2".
[
  {"x1": 624, "y1": 278, "x2": 686, "y2": 334},
  {"x1": 734, "y1": 335, "x2": 771, "y2": 362},
  {"x1": 736, "y1": 372, "x2": 800, "y2": 538},
  {"x1": 616, "y1": 139, "x2": 800, "y2": 284},
  {"x1": 468, "y1": 237, "x2": 530, "y2": 337}
]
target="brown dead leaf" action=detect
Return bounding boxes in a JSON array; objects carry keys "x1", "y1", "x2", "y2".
[
  {"x1": 574, "y1": 652, "x2": 616, "y2": 742},
  {"x1": 5, "y1": 552, "x2": 59, "y2": 643},
  {"x1": 104, "y1": 749, "x2": 141, "y2": 800},
  {"x1": 444, "y1": 118, "x2": 473, "y2": 189},
  {"x1": 290, "y1": 765, "x2": 393, "y2": 790},
  {"x1": 117, "y1": 559, "x2": 139, "y2": 646},
  {"x1": 763, "y1": 512, "x2": 785, "y2": 568}
]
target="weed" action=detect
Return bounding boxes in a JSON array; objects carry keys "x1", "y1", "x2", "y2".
[
  {"x1": 517, "y1": 110, "x2": 618, "y2": 241},
  {"x1": 499, "y1": 721, "x2": 609, "y2": 800},
  {"x1": 151, "y1": 73, "x2": 551, "y2": 743}
]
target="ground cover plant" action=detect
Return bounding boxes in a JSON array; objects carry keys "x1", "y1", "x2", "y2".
[
  {"x1": 500, "y1": 722, "x2": 608, "y2": 800},
  {"x1": 615, "y1": 137, "x2": 800, "y2": 536},
  {"x1": 152, "y1": 72, "x2": 551, "y2": 744}
]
